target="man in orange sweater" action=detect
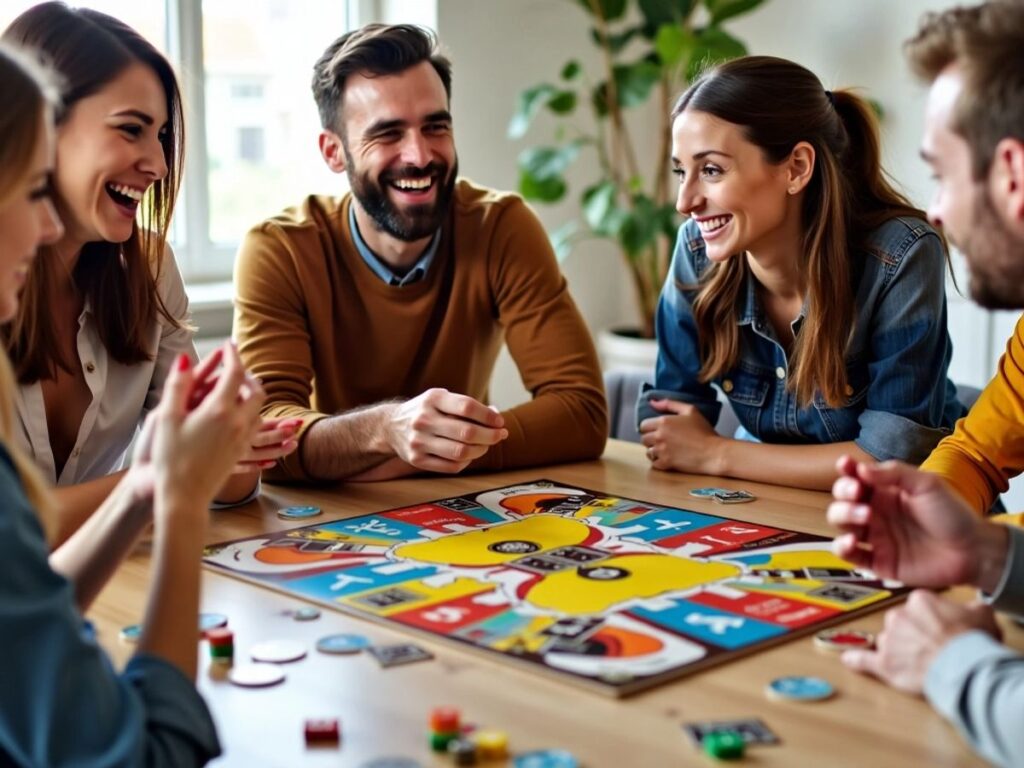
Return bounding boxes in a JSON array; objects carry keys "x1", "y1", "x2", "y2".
[{"x1": 233, "y1": 23, "x2": 606, "y2": 483}]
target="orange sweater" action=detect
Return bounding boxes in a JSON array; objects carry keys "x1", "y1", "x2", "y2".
[
  {"x1": 233, "y1": 180, "x2": 607, "y2": 482},
  {"x1": 922, "y1": 313, "x2": 1024, "y2": 513}
]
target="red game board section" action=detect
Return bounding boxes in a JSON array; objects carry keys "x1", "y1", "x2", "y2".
[
  {"x1": 656, "y1": 520, "x2": 783, "y2": 554},
  {"x1": 690, "y1": 589, "x2": 840, "y2": 628},
  {"x1": 390, "y1": 591, "x2": 508, "y2": 635},
  {"x1": 380, "y1": 504, "x2": 488, "y2": 531}
]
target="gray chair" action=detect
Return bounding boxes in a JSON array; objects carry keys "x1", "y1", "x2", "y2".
[{"x1": 603, "y1": 369, "x2": 739, "y2": 443}]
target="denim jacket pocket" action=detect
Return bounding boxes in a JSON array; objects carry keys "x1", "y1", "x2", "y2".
[
  {"x1": 721, "y1": 364, "x2": 770, "y2": 407},
  {"x1": 811, "y1": 365, "x2": 870, "y2": 442}
]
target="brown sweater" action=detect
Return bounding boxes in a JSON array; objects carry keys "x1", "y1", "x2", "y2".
[{"x1": 234, "y1": 179, "x2": 607, "y2": 481}]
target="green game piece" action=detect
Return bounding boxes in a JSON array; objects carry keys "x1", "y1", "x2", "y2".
[
  {"x1": 429, "y1": 730, "x2": 458, "y2": 752},
  {"x1": 704, "y1": 730, "x2": 745, "y2": 760}
]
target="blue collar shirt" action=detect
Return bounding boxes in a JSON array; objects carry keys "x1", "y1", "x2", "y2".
[{"x1": 348, "y1": 203, "x2": 439, "y2": 286}]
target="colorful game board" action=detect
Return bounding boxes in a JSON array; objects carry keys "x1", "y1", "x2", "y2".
[{"x1": 203, "y1": 480, "x2": 907, "y2": 696}]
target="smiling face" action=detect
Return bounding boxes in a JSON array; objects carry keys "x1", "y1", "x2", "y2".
[
  {"x1": 921, "y1": 65, "x2": 1024, "y2": 309},
  {"x1": 0, "y1": 110, "x2": 63, "y2": 321},
  {"x1": 53, "y1": 61, "x2": 169, "y2": 254},
  {"x1": 336, "y1": 60, "x2": 457, "y2": 246},
  {"x1": 671, "y1": 109, "x2": 796, "y2": 263}
]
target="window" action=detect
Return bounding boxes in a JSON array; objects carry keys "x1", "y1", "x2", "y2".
[{"x1": 0, "y1": 0, "x2": 361, "y2": 282}]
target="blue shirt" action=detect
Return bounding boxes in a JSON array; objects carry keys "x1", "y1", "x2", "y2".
[
  {"x1": 348, "y1": 203, "x2": 439, "y2": 286},
  {"x1": 0, "y1": 444, "x2": 221, "y2": 767},
  {"x1": 637, "y1": 216, "x2": 964, "y2": 463}
]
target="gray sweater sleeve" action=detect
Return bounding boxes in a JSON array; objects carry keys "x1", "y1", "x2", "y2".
[{"x1": 923, "y1": 525, "x2": 1024, "y2": 767}]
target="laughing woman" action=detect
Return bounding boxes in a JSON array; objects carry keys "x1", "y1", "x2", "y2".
[
  {"x1": 637, "y1": 56, "x2": 964, "y2": 491},
  {"x1": 2, "y1": 3, "x2": 299, "y2": 542}
]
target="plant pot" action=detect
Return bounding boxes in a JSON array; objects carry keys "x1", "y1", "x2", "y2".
[{"x1": 597, "y1": 327, "x2": 658, "y2": 373}]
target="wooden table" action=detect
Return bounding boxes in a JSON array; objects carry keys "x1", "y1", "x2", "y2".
[{"x1": 89, "y1": 440, "x2": 1014, "y2": 767}]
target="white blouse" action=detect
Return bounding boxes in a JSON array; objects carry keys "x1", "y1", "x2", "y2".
[{"x1": 14, "y1": 248, "x2": 197, "y2": 486}]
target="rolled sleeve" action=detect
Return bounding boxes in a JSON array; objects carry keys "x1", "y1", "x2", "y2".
[
  {"x1": 981, "y1": 525, "x2": 1024, "y2": 616},
  {"x1": 925, "y1": 630, "x2": 1024, "y2": 768},
  {"x1": 638, "y1": 223, "x2": 721, "y2": 429},
  {"x1": 854, "y1": 225, "x2": 959, "y2": 463}
]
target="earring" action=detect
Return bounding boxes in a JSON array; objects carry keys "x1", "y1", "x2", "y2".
[{"x1": 788, "y1": 187, "x2": 797, "y2": 195}]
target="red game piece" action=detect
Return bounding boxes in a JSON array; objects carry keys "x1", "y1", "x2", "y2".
[
  {"x1": 304, "y1": 718, "x2": 340, "y2": 745},
  {"x1": 430, "y1": 706, "x2": 460, "y2": 733}
]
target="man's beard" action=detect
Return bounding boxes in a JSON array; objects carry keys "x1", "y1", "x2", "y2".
[
  {"x1": 960, "y1": 187, "x2": 1024, "y2": 310},
  {"x1": 347, "y1": 155, "x2": 457, "y2": 242}
]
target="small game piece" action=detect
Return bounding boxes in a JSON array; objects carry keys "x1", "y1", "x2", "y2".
[
  {"x1": 429, "y1": 706, "x2": 461, "y2": 733},
  {"x1": 316, "y1": 633, "x2": 370, "y2": 655},
  {"x1": 513, "y1": 750, "x2": 579, "y2": 768},
  {"x1": 368, "y1": 643, "x2": 433, "y2": 668},
  {"x1": 813, "y1": 628, "x2": 875, "y2": 654},
  {"x1": 304, "y1": 718, "x2": 340, "y2": 745},
  {"x1": 711, "y1": 490, "x2": 756, "y2": 504},
  {"x1": 473, "y1": 728, "x2": 508, "y2": 759},
  {"x1": 277, "y1": 505, "x2": 322, "y2": 520},
  {"x1": 198, "y1": 612, "x2": 228, "y2": 634},
  {"x1": 118, "y1": 623, "x2": 142, "y2": 643},
  {"x1": 682, "y1": 718, "x2": 779, "y2": 747},
  {"x1": 250, "y1": 640, "x2": 307, "y2": 663},
  {"x1": 429, "y1": 731, "x2": 458, "y2": 752},
  {"x1": 765, "y1": 675, "x2": 835, "y2": 702},
  {"x1": 293, "y1": 606, "x2": 321, "y2": 621},
  {"x1": 703, "y1": 730, "x2": 745, "y2": 760},
  {"x1": 689, "y1": 487, "x2": 731, "y2": 498},
  {"x1": 227, "y1": 662, "x2": 285, "y2": 687},
  {"x1": 206, "y1": 628, "x2": 234, "y2": 663},
  {"x1": 447, "y1": 738, "x2": 477, "y2": 766}
]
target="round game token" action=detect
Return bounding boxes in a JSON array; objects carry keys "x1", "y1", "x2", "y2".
[
  {"x1": 316, "y1": 633, "x2": 371, "y2": 655},
  {"x1": 293, "y1": 606, "x2": 321, "y2": 622},
  {"x1": 688, "y1": 487, "x2": 725, "y2": 498},
  {"x1": 277, "y1": 505, "x2": 322, "y2": 520},
  {"x1": 227, "y1": 662, "x2": 285, "y2": 687},
  {"x1": 198, "y1": 612, "x2": 228, "y2": 633},
  {"x1": 513, "y1": 750, "x2": 579, "y2": 768},
  {"x1": 119, "y1": 623, "x2": 142, "y2": 643},
  {"x1": 250, "y1": 640, "x2": 307, "y2": 663},
  {"x1": 704, "y1": 730, "x2": 745, "y2": 760},
  {"x1": 765, "y1": 675, "x2": 835, "y2": 702},
  {"x1": 813, "y1": 628, "x2": 875, "y2": 654}
]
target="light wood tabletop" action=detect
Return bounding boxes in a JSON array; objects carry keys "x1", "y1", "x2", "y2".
[{"x1": 88, "y1": 439, "x2": 1016, "y2": 767}]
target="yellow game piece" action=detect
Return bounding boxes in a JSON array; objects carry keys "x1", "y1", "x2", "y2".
[{"x1": 473, "y1": 728, "x2": 509, "y2": 759}]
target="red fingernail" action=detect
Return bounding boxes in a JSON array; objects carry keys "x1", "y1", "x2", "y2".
[{"x1": 176, "y1": 354, "x2": 189, "y2": 371}]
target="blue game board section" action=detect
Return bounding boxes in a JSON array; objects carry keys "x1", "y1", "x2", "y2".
[
  {"x1": 452, "y1": 506, "x2": 506, "y2": 526},
  {"x1": 722, "y1": 553, "x2": 773, "y2": 566},
  {"x1": 630, "y1": 598, "x2": 786, "y2": 649},
  {"x1": 454, "y1": 609, "x2": 531, "y2": 644},
  {"x1": 318, "y1": 516, "x2": 424, "y2": 542},
  {"x1": 613, "y1": 508, "x2": 725, "y2": 542},
  {"x1": 285, "y1": 561, "x2": 439, "y2": 601}
]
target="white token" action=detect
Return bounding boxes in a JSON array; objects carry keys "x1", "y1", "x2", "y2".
[
  {"x1": 228, "y1": 663, "x2": 285, "y2": 688},
  {"x1": 250, "y1": 640, "x2": 307, "y2": 663}
]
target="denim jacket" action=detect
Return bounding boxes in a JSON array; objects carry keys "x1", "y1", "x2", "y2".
[{"x1": 636, "y1": 216, "x2": 964, "y2": 463}]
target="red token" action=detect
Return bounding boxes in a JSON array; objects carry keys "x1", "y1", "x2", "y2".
[
  {"x1": 205, "y1": 628, "x2": 234, "y2": 647},
  {"x1": 814, "y1": 628, "x2": 875, "y2": 653},
  {"x1": 429, "y1": 706, "x2": 461, "y2": 734},
  {"x1": 304, "y1": 718, "x2": 340, "y2": 744}
]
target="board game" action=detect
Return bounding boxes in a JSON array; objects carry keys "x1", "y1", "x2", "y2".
[{"x1": 203, "y1": 480, "x2": 907, "y2": 696}]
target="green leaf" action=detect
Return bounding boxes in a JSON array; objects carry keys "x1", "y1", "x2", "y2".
[
  {"x1": 548, "y1": 91, "x2": 577, "y2": 114},
  {"x1": 518, "y1": 143, "x2": 581, "y2": 181},
  {"x1": 574, "y1": 0, "x2": 627, "y2": 21},
  {"x1": 561, "y1": 60, "x2": 581, "y2": 81},
  {"x1": 519, "y1": 172, "x2": 566, "y2": 202},
  {"x1": 549, "y1": 220, "x2": 580, "y2": 263},
  {"x1": 638, "y1": 0, "x2": 696, "y2": 27},
  {"x1": 590, "y1": 25, "x2": 642, "y2": 54},
  {"x1": 654, "y1": 22, "x2": 694, "y2": 68},
  {"x1": 582, "y1": 181, "x2": 619, "y2": 233},
  {"x1": 618, "y1": 194, "x2": 661, "y2": 255},
  {"x1": 614, "y1": 60, "x2": 663, "y2": 107},
  {"x1": 686, "y1": 26, "x2": 747, "y2": 81},
  {"x1": 508, "y1": 84, "x2": 556, "y2": 139},
  {"x1": 704, "y1": 0, "x2": 765, "y2": 25}
]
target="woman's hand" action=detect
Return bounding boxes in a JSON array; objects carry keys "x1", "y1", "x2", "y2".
[{"x1": 639, "y1": 398, "x2": 725, "y2": 474}]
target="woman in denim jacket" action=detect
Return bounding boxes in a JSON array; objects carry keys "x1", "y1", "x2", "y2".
[{"x1": 637, "y1": 56, "x2": 963, "y2": 491}]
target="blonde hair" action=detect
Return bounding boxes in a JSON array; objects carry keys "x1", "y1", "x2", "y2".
[{"x1": 0, "y1": 42, "x2": 58, "y2": 536}]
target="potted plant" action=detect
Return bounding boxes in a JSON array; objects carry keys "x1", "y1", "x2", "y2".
[{"x1": 508, "y1": 0, "x2": 767, "y2": 364}]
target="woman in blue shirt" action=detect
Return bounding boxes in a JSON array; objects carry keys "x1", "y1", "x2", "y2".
[
  {"x1": 0, "y1": 44, "x2": 263, "y2": 766},
  {"x1": 638, "y1": 56, "x2": 963, "y2": 490}
]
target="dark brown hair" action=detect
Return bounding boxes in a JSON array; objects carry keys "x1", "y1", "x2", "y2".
[
  {"x1": 311, "y1": 23, "x2": 452, "y2": 134},
  {"x1": 671, "y1": 55, "x2": 924, "y2": 407},
  {"x1": 2, "y1": 1, "x2": 185, "y2": 382},
  {"x1": 905, "y1": 0, "x2": 1024, "y2": 179}
]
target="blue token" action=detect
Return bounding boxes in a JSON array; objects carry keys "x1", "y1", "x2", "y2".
[
  {"x1": 765, "y1": 675, "x2": 835, "y2": 702},
  {"x1": 199, "y1": 612, "x2": 228, "y2": 632},
  {"x1": 513, "y1": 750, "x2": 579, "y2": 768},
  {"x1": 293, "y1": 606, "x2": 321, "y2": 621},
  {"x1": 316, "y1": 633, "x2": 371, "y2": 655},
  {"x1": 119, "y1": 623, "x2": 142, "y2": 643},
  {"x1": 278, "y1": 505, "x2": 322, "y2": 520},
  {"x1": 689, "y1": 487, "x2": 729, "y2": 498}
]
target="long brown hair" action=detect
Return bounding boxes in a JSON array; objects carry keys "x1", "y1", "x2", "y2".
[
  {"x1": 672, "y1": 56, "x2": 925, "y2": 407},
  {"x1": 2, "y1": 1, "x2": 185, "y2": 383},
  {"x1": 0, "y1": 43, "x2": 59, "y2": 532}
]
